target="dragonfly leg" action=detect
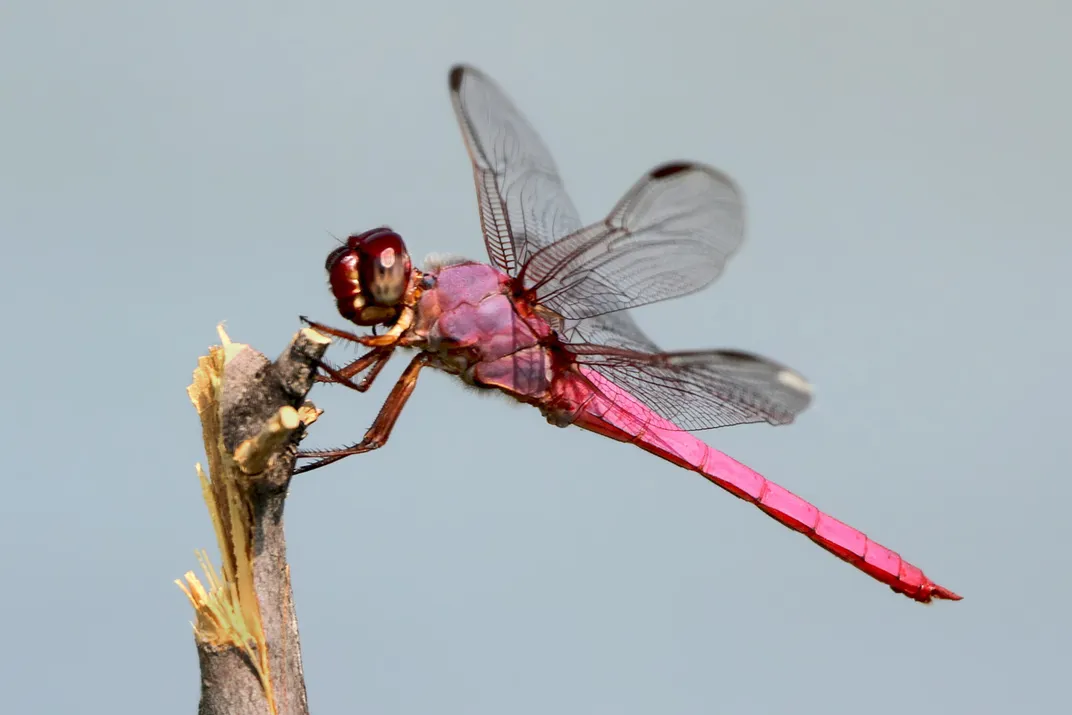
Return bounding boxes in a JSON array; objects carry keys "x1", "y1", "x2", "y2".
[
  {"x1": 301, "y1": 307, "x2": 415, "y2": 349},
  {"x1": 294, "y1": 352, "x2": 429, "y2": 474},
  {"x1": 314, "y1": 346, "x2": 394, "y2": 392},
  {"x1": 354, "y1": 306, "x2": 415, "y2": 347},
  {"x1": 300, "y1": 316, "x2": 365, "y2": 344}
]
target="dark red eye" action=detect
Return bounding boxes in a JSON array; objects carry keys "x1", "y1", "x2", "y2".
[{"x1": 349, "y1": 228, "x2": 412, "y2": 306}]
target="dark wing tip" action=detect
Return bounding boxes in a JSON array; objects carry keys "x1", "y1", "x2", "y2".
[
  {"x1": 649, "y1": 161, "x2": 696, "y2": 179},
  {"x1": 449, "y1": 64, "x2": 475, "y2": 91},
  {"x1": 448, "y1": 65, "x2": 465, "y2": 90}
]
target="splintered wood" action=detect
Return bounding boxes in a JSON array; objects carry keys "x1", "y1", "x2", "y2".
[{"x1": 178, "y1": 325, "x2": 275, "y2": 713}]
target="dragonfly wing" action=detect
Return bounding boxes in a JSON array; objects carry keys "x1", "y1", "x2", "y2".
[
  {"x1": 568, "y1": 344, "x2": 813, "y2": 430},
  {"x1": 449, "y1": 65, "x2": 584, "y2": 276},
  {"x1": 449, "y1": 67, "x2": 797, "y2": 428},
  {"x1": 560, "y1": 311, "x2": 659, "y2": 353},
  {"x1": 520, "y1": 162, "x2": 744, "y2": 320}
]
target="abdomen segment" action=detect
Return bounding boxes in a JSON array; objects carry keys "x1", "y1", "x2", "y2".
[{"x1": 566, "y1": 368, "x2": 961, "y2": 603}]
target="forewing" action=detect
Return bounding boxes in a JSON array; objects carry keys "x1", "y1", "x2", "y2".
[
  {"x1": 520, "y1": 162, "x2": 744, "y2": 320},
  {"x1": 568, "y1": 344, "x2": 813, "y2": 430},
  {"x1": 449, "y1": 65, "x2": 584, "y2": 276}
]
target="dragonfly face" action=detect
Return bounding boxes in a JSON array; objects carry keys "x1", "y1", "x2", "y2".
[{"x1": 326, "y1": 227, "x2": 414, "y2": 326}]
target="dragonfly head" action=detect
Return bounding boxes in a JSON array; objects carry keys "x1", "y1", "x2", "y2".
[{"x1": 326, "y1": 227, "x2": 414, "y2": 326}]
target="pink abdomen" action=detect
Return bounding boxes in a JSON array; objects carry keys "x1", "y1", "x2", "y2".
[{"x1": 563, "y1": 367, "x2": 960, "y2": 603}]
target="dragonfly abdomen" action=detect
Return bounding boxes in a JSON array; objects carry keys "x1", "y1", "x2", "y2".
[{"x1": 563, "y1": 366, "x2": 961, "y2": 603}]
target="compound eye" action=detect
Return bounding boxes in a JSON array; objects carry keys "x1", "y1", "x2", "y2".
[{"x1": 351, "y1": 228, "x2": 412, "y2": 306}]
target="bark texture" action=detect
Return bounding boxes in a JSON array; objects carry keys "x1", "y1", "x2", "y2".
[{"x1": 185, "y1": 328, "x2": 330, "y2": 715}]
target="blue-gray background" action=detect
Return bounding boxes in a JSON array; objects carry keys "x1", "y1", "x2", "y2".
[{"x1": 2, "y1": 1, "x2": 1068, "y2": 713}]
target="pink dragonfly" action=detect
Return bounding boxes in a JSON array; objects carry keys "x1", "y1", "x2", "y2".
[{"x1": 298, "y1": 65, "x2": 960, "y2": 604}]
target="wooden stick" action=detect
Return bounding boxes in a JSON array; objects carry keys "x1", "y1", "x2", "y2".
[{"x1": 181, "y1": 325, "x2": 331, "y2": 715}]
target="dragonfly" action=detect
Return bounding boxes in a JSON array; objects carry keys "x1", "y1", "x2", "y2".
[{"x1": 298, "y1": 64, "x2": 960, "y2": 604}]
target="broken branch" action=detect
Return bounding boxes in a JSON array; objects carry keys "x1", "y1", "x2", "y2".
[{"x1": 179, "y1": 325, "x2": 330, "y2": 715}]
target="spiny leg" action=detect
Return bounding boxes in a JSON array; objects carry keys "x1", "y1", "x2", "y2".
[
  {"x1": 315, "y1": 346, "x2": 395, "y2": 392},
  {"x1": 295, "y1": 353, "x2": 430, "y2": 474},
  {"x1": 300, "y1": 316, "x2": 366, "y2": 345},
  {"x1": 301, "y1": 307, "x2": 414, "y2": 349},
  {"x1": 356, "y1": 306, "x2": 415, "y2": 347}
]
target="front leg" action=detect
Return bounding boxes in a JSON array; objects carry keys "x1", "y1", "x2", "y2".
[
  {"x1": 315, "y1": 346, "x2": 394, "y2": 392},
  {"x1": 295, "y1": 352, "x2": 430, "y2": 474},
  {"x1": 301, "y1": 306, "x2": 415, "y2": 348},
  {"x1": 300, "y1": 316, "x2": 366, "y2": 345}
]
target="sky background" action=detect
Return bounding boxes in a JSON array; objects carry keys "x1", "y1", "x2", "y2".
[{"x1": 2, "y1": 1, "x2": 1069, "y2": 713}]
